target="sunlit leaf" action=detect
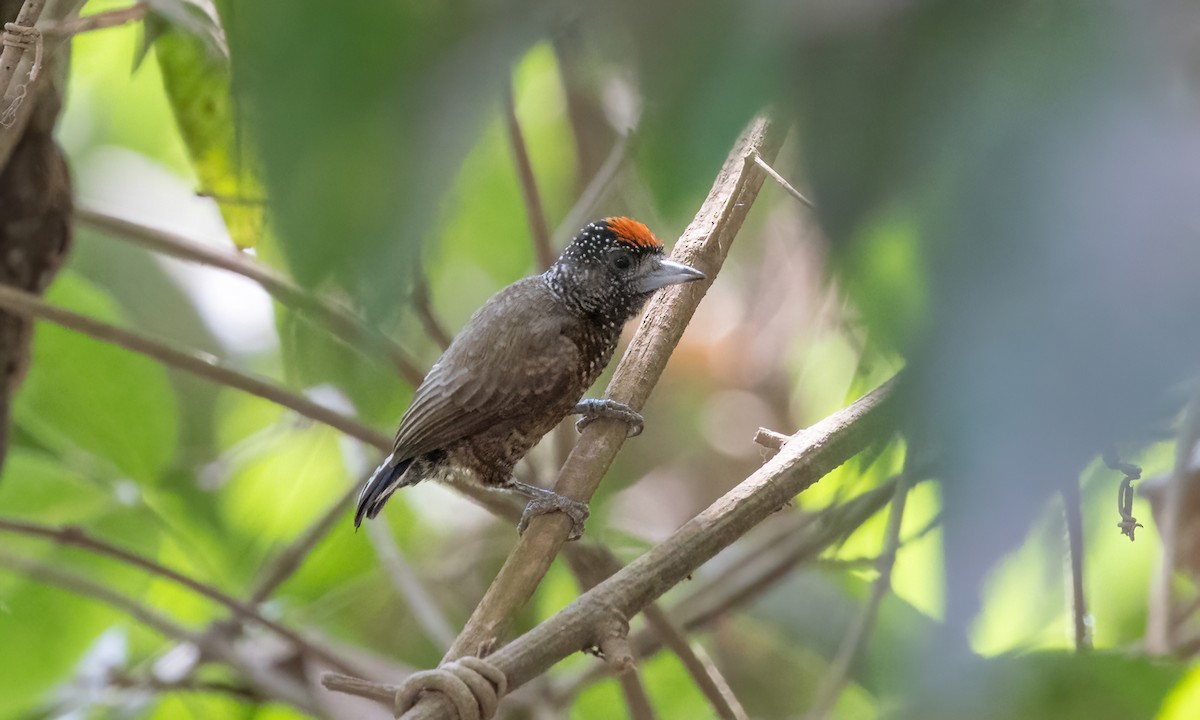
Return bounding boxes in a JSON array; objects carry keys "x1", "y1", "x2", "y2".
[{"x1": 155, "y1": 22, "x2": 263, "y2": 249}]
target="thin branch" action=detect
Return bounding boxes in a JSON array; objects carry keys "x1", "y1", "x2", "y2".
[
  {"x1": 0, "y1": 283, "x2": 392, "y2": 450},
  {"x1": 387, "y1": 378, "x2": 896, "y2": 719},
  {"x1": 76, "y1": 207, "x2": 425, "y2": 386},
  {"x1": 1148, "y1": 395, "x2": 1200, "y2": 654},
  {"x1": 367, "y1": 517, "x2": 457, "y2": 651},
  {"x1": 43, "y1": 2, "x2": 146, "y2": 36},
  {"x1": 805, "y1": 469, "x2": 913, "y2": 720},
  {"x1": 439, "y1": 117, "x2": 786, "y2": 667},
  {"x1": 641, "y1": 605, "x2": 748, "y2": 720},
  {"x1": 752, "y1": 152, "x2": 815, "y2": 209},
  {"x1": 503, "y1": 83, "x2": 555, "y2": 271},
  {"x1": 412, "y1": 271, "x2": 452, "y2": 351},
  {"x1": 0, "y1": 516, "x2": 363, "y2": 676},
  {"x1": 616, "y1": 672, "x2": 656, "y2": 720},
  {"x1": 0, "y1": 547, "x2": 197, "y2": 642},
  {"x1": 107, "y1": 670, "x2": 263, "y2": 704},
  {"x1": 1062, "y1": 480, "x2": 1091, "y2": 652},
  {"x1": 0, "y1": 549, "x2": 319, "y2": 713},
  {"x1": 250, "y1": 483, "x2": 359, "y2": 603}
]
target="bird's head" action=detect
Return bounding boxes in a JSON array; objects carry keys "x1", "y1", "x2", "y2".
[{"x1": 545, "y1": 217, "x2": 705, "y2": 324}]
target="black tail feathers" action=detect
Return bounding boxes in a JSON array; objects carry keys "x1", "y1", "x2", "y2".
[{"x1": 354, "y1": 455, "x2": 414, "y2": 528}]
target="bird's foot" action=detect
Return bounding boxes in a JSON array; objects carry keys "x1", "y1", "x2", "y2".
[
  {"x1": 572, "y1": 399, "x2": 644, "y2": 438},
  {"x1": 508, "y1": 480, "x2": 590, "y2": 540}
]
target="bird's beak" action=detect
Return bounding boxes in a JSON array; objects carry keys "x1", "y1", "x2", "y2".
[{"x1": 634, "y1": 258, "x2": 706, "y2": 294}]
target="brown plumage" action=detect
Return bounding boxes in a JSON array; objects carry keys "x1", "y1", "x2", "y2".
[{"x1": 355, "y1": 218, "x2": 704, "y2": 534}]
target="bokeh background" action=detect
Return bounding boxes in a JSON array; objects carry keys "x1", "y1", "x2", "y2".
[{"x1": 2, "y1": 1, "x2": 1199, "y2": 718}]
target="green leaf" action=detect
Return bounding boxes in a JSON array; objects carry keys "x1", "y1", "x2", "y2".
[
  {"x1": 0, "y1": 579, "x2": 122, "y2": 717},
  {"x1": 13, "y1": 272, "x2": 180, "y2": 483},
  {"x1": 154, "y1": 16, "x2": 262, "y2": 249},
  {"x1": 224, "y1": 1, "x2": 534, "y2": 319},
  {"x1": 0, "y1": 448, "x2": 112, "y2": 522}
]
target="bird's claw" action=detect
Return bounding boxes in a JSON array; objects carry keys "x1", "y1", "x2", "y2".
[
  {"x1": 517, "y1": 492, "x2": 590, "y2": 541},
  {"x1": 573, "y1": 399, "x2": 644, "y2": 438}
]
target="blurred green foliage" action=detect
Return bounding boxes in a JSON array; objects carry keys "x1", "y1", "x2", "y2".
[{"x1": 1, "y1": 0, "x2": 1198, "y2": 719}]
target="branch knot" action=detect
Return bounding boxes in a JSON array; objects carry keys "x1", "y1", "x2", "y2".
[
  {"x1": 592, "y1": 608, "x2": 635, "y2": 675},
  {"x1": 394, "y1": 656, "x2": 508, "y2": 720}
]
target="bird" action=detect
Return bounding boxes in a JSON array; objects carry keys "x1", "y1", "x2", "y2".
[{"x1": 355, "y1": 217, "x2": 705, "y2": 538}]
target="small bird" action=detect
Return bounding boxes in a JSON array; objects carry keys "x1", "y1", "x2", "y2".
[{"x1": 355, "y1": 217, "x2": 704, "y2": 538}]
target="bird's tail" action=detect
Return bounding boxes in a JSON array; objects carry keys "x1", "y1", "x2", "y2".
[{"x1": 355, "y1": 454, "x2": 415, "y2": 528}]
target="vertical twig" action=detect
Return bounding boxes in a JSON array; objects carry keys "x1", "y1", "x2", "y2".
[
  {"x1": 503, "y1": 82, "x2": 555, "y2": 271},
  {"x1": 412, "y1": 271, "x2": 452, "y2": 351},
  {"x1": 1148, "y1": 396, "x2": 1200, "y2": 653},
  {"x1": 1062, "y1": 480, "x2": 1091, "y2": 651},
  {"x1": 806, "y1": 469, "x2": 914, "y2": 720}
]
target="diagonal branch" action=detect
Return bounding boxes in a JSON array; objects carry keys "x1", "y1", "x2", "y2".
[
  {"x1": 439, "y1": 116, "x2": 786, "y2": 665},
  {"x1": 76, "y1": 207, "x2": 425, "y2": 385},
  {"x1": 44, "y1": 1, "x2": 146, "y2": 36},
  {"x1": 0, "y1": 548, "x2": 320, "y2": 713},
  {"x1": 393, "y1": 378, "x2": 896, "y2": 719},
  {"x1": 0, "y1": 283, "x2": 392, "y2": 450},
  {"x1": 0, "y1": 516, "x2": 364, "y2": 676},
  {"x1": 249, "y1": 483, "x2": 360, "y2": 603}
]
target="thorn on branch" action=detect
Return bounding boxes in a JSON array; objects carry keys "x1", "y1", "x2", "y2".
[
  {"x1": 593, "y1": 612, "x2": 635, "y2": 675},
  {"x1": 754, "y1": 427, "x2": 789, "y2": 451},
  {"x1": 755, "y1": 427, "x2": 791, "y2": 462}
]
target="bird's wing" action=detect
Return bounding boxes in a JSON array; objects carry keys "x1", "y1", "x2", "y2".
[{"x1": 391, "y1": 281, "x2": 581, "y2": 460}]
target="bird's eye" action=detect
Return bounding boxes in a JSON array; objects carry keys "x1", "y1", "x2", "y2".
[{"x1": 609, "y1": 250, "x2": 633, "y2": 272}]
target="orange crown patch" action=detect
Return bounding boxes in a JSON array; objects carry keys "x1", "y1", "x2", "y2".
[{"x1": 605, "y1": 217, "x2": 662, "y2": 250}]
